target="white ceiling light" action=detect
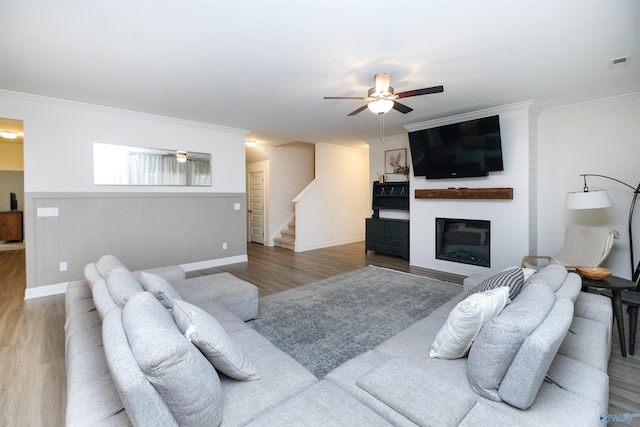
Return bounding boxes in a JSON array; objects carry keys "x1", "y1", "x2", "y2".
[
  {"x1": 0, "y1": 131, "x2": 19, "y2": 139},
  {"x1": 367, "y1": 99, "x2": 394, "y2": 115},
  {"x1": 245, "y1": 140, "x2": 257, "y2": 147},
  {"x1": 176, "y1": 151, "x2": 187, "y2": 163}
]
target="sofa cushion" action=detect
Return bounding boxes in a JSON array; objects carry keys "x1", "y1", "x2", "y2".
[
  {"x1": 102, "y1": 308, "x2": 177, "y2": 426},
  {"x1": 140, "y1": 272, "x2": 182, "y2": 312},
  {"x1": 525, "y1": 264, "x2": 568, "y2": 292},
  {"x1": 96, "y1": 254, "x2": 128, "y2": 277},
  {"x1": 173, "y1": 299, "x2": 260, "y2": 381},
  {"x1": 65, "y1": 326, "x2": 126, "y2": 426},
  {"x1": 84, "y1": 262, "x2": 102, "y2": 287},
  {"x1": 219, "y1": 328, "x2": 319, "y2": 425},
  {"x1": 498, "y1": 298, "x2": 574, "y2": 409},
  {"x1": 430, "y1": 286, "x2": 510, "y2": 359},
  {"x1": 172, "y1": 272, "x2": 259, "y2": 321},
  {"x1": 558, "y1": 315, "x2": 609, "y2": 372},
  {"x1": 246, "y1": 381, "x2": 391, "y2": 427},
  {"x1": 106, "y1": 268, "x2": 144, "y2": 308},
  {"x1": 123, "y1": 292, "x2": 223, "y2": 426},
  {"x1": 91, "y1": 278, "x2": 119, "y2": 320},
  {"x1": 356, "y1": 357, "x2": 477, "y2": 426},
  {"x1": 465, "y1": 267, "x2": 526, "y2": 300},
  {"x1": 467, "y1": 283, "x2": 555, "y2": 401},
  {"x1": 553, "y1": 272, "x2": 582, "y2": 302}
]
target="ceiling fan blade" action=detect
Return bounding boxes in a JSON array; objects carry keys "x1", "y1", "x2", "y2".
[
  {"x1": 347, "y1": 105, "x2": 369, "y2": 116},
  {"x1": 392, "y1": 102, "x2": 413, "y2": 114},
  {"x1": 396, "y1": 85, "x2": 444, "y2": 99},
  {"x1": 323, "y1": 96, "x2": 366, "y2": 100},
  {"x1": 374, "y1": 74, "x2": 392, "y2": 95}
]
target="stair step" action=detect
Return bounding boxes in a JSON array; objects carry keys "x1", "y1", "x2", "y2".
[
  {"x1": 274, "y1": 236, "x2": 295, "y2": 251},
  {"x1": 288, "y1": 222, "x2": 295, "y2": 229},
  {"x1": 281, "y1": 229, "x2": 295, "y2": 237}
]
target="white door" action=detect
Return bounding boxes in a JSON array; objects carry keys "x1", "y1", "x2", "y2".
[{"x1": 248, "y1": 171, "x2": 265, "y2": 244}]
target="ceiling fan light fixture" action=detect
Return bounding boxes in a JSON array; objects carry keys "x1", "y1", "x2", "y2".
[
  {"x1": 176, "y1": 150, "x2": 188, "y2": 163},
  {"x1": 367, "y1": 99, "x2": 394, "y2": 115},
  {"x1": 0, "y1": 131, "x2": 19, "y2": 139}
]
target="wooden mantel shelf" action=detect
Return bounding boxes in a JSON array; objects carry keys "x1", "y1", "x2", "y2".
[{"x1": 415, "y1": 187, "x2": 513, "y2": 200}]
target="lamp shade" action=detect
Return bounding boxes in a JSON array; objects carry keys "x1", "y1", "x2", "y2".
[
  {"x1": 566, "y1": 190, "x2": 612, "y2": 210},
  {"x1": 367, "y1": 99, "x2": 394, "y2": 115}
]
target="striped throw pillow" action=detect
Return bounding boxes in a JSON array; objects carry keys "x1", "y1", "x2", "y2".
[{"x1": 465, "y1": 267, "x2": 525, "y2": 300}]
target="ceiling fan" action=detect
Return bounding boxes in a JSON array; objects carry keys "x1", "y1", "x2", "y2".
[{"x1": 324, "y1": 73, "x2": 444, "y2": 116}]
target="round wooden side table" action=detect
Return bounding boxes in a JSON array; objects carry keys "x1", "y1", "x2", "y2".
[{"x1": 581, "y1": 275, "x2": 636, "y2": 358}]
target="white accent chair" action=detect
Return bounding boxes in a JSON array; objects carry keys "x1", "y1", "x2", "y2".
[{"x1": 522, "y1": 225, "x2": 619, "y2": 270}]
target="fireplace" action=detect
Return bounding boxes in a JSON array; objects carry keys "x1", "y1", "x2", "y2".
[{"x1": 436, "y1": 218, "x2": 490, "y2": 267}]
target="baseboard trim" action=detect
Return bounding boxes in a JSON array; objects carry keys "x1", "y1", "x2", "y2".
[
  {"x1": 179, "y1": 255, "x2": 248, "y2": 272},
  {"x1": 24, "y1": 282, "x2": 68, "y2": 299},
  {"x1": 23, "y1": 255, "x2": 248, "y2": 299}
]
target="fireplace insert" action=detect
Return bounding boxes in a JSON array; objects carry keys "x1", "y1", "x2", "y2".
[{"x1": 436, "y1": 218, "x2": 490, "y2": 267}]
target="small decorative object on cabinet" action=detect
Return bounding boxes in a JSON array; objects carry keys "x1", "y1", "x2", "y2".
[
  {"x1": 0, "y1": 211, "x2": 23, "y2": 242},
  {"x1": 366, "y1": 181, "x2": 409, "y2": 260}
]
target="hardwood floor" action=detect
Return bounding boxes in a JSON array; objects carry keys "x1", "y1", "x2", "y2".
[
  {"x1": 0, "y1": 242, "x2": 638, "y2": 426},
  {"x1": 191, "y1": 242, "x2": 466, "y2": 297},
  {"x1": 0, "y1": 249, "x2": 66, "y2": 426}
]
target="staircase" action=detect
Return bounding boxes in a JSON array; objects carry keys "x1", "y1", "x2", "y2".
[{"x1": 273, "y1": 218, "x2": 296, "y2": 250}]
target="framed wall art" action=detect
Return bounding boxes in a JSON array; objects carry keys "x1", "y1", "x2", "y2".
[{"x1": 385, "y1": 148, "x2": 408, "y2": 175}]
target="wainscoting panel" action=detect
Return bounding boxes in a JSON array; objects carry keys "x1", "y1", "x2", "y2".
[{"x1": 25, "y1": 192, "x2": 246, "y2": 288}]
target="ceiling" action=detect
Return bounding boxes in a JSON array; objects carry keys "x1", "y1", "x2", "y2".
[{"x1": 1, "y1": 1, "x2": 638, "y2": 148}]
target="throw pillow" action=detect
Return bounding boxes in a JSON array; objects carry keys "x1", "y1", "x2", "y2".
[
  {"x1": 96, "y1": 254, "x2": 127, "y2": 277},
  {"x1": 106, "y1": 268, "x2": 144, "y2": 308},
  {"x1": 173, "y1": 299, "x2": 260, "y2": 381},
  {"x1": 140, "y1": 272, "x2": 182, "y2": 312},
  {"x1": 102, "y1": 309, "x2": 176, "y2": 425},
  {"x1": 465, "y1": 267, "x2": 525, "y2": 300},
  {"x1": 123, "y1": 292, "x2": 223, "y2": 426},
  {"x1": 467, "y1": 283, "x2": 556, "y2": 401},
  {"x1": 430, "y1": 286, "x2": 510, "y2": 359}
]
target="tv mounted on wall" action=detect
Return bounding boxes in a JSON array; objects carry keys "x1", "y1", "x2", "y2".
[{"x1": 408, "y1": 115, "x2": 504, "y2": 179}]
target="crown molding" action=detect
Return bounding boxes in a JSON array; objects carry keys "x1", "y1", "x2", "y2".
[
  {"x1": 404, "y1": 100, "x2": 535, "y2": 132},
  {"x1": 0, "y1": 90, "x2": 250, "y2": 136},
  {"x1": 539, "y1": 92, "x2": 640, "y2": 116}
]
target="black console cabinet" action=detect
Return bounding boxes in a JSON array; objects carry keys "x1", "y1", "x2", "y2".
[
  {"x1": 366, "y1": 181, "x2": 409, "y2": 260},
  {"x1": 365, "y1": 217, "x2": 409, "y2": 260}
]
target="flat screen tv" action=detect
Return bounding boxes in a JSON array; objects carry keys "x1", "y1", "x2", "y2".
[{"x1": 408, "y1": 115, "x2": 504, "y2": 179}]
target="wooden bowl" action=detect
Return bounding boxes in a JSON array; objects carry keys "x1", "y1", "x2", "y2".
[{"x1": 575, "y1": 266, "x2": 613, "y2": 280}]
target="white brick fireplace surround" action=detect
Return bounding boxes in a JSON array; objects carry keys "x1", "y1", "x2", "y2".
[{"x1": 404, "y1": 101, "x2": 537, "y2": 277}]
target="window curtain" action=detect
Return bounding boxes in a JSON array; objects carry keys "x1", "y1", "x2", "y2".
[
  {"x1": 128, "y1": 153, "x2": 211, "y2": 186},
  {"x1": 186, "y1": 158, "x2": 212, "y2": 186}
]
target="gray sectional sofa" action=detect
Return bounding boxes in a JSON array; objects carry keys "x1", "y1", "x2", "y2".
[{"x1": 65, "y1": 256, "x2": 612, "y2": 426}]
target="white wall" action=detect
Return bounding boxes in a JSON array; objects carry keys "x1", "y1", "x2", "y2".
[
  {"x1": 0, "y1": 91, "x2": 248, "y2": 193},
  {"x1": 538, "y1": 93, "x2": 640, "y2": 280},
  {"x1": 295, "y1": 143, "x2": 369, "y2": 251},
  {"x1": 247, "y1": 142, "x2": 315, "y2": 245},
  {"x1": 0, "y1": 91, "x2": 250, "y2": 290},
  {"x1": 400, "y1": 101, "x2": 534, "y2": 277}
]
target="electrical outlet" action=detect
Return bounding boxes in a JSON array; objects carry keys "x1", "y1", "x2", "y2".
[
  {"x1": 222, "y1": 242, "x2": 228, "y2": 250},
  {"x1": 233, "y1": 203, "x2": 241, "y2": 210},
  {"x1": 59, "y1": 261, "x2": 68, "y2": 272},
  {"x1": 38, "y1": 207, "x2": 59, "y2": 217}
]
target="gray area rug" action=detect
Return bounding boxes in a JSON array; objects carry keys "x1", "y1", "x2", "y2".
[{"x1": 249, "y1": 265, "x2": 462, "y2": 378}]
